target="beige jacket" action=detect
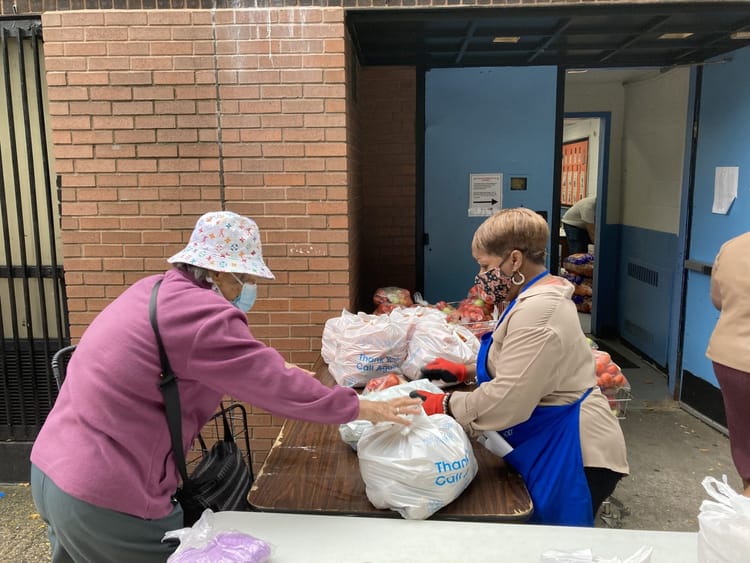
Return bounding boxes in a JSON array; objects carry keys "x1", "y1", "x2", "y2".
[
  {"x1": 449, "y1": 275, "x2": 629, "y2": 474},
  {"x1": 706, "y1": 231, "x2": 750, "y2": 373}
]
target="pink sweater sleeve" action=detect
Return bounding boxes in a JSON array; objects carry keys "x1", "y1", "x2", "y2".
[{"x1": 160, "y1": 284, "x2": 360, "y2": 425}]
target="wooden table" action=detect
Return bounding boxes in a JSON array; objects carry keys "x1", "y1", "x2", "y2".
[{"x1": 247, "y1": 360, "x2": 532, "y2": 522}]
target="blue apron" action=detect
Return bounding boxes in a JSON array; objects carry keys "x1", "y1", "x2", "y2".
[{"x1": 476, "y1": 271, "x2": 594, "y2": 526}]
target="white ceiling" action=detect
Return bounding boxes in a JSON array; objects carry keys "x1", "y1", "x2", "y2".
[{"x1": 565, "y1": 68, "x2": 662, "y2": 86}]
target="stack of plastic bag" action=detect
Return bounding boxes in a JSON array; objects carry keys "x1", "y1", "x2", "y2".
[
  {"x1": 322, "y1": 306, "x2": 480, "y2": 389},
  {"x1": 399, "y1": 313, "x2": 479, "y2": 382},
  {"x1": 697, "y1": 475, "x2": 750, "y2": 562},
  {"x1": 338, "y1": 379, "x2": 443, "y2": 450},
  {"x1": 321, "y1": 310, "x2": 409, "y2": 388},
  {"x1": 357, "y1": 411, "x2": 478, "y2": 520}
]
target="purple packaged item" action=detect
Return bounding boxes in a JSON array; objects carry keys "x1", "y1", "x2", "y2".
[
  {"x1": 164, "y1": 509, "x2": 273, "y2": 563},
  {"x1": 170, "y1": 532, "x2": 271, "y2": 563}
]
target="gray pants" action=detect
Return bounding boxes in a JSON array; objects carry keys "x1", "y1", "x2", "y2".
[{"x1": 31, "y1": 464, "x2": 183, "y2": 563}]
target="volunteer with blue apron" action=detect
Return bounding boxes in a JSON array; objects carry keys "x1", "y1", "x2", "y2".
[{"x1": 413, "y1": 208, "x2": 628, "y2": 526}]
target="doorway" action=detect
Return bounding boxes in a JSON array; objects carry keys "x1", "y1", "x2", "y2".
[{"x1": 558, "y1": 114, "x2": 609, "y2": 335}]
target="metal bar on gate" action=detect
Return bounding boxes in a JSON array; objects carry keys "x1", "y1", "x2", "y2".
[
  {"x1": 0, "y1": 299, "x2": 10, "y2": 428},
  {"x1": 0, "y1": 35, "x2": 10, "y2": 428},
  {"x1": 31, "y1": 24, "x2": 63, "y2": 406},
  {"x1": 4, "y1": 26, "x2": 35, "y2": 428},
  {"x1": 17, "y1": 27, "x2": 50, "y2": 416},
  {"x1": 0, "y1": 27, "x2": 26, "y2": 429},
  {"x1": 31, "y1": 25, "x2": 65, "y2": 349}
]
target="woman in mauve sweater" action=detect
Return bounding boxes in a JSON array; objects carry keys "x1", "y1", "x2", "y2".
[
  {"x1": 706, "y1": 231, "x2": 750, "y2": 497},
  {"x1": 31, "y1": 211, "x2": 420, "y2": 562}
]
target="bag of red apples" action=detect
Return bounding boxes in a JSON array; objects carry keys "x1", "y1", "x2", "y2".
[{"x1": 592, "y1": 349, "x2": 631, "y2": 418}]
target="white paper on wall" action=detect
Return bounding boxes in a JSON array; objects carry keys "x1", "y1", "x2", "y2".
[{"x1": 712, "y1": 166, "x2": 738, "y2": 214}]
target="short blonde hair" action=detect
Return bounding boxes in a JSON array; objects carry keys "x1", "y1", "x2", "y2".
[{"x1": 472, "y1": 208, "x2": 549, "y2": 264}]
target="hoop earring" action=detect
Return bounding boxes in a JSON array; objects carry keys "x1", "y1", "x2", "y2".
[{"x1": 511, "y1": 271, "x2": 525, "y2": 286}]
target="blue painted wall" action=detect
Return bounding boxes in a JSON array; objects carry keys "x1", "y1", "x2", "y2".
[
  {"x1": 618, "y1": 226, "x2": 677, "y2": 366},
  {"x1": 423, "y1": 67, "x2": 558, "y2": 302},
  {"x1": 681, "y1": 45, "x2": 750, "y2": 387},
  {"x1": 682, "y1": 273, "x2": 719, "y2": 387}
]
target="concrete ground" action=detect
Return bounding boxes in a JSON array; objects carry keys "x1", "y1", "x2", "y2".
[
  {"x1": 0, "y1": 339, "x2": 742, "y2": 561},
  {"x1": 592, "y1": 337, "x2": 742, "y2": 532}
]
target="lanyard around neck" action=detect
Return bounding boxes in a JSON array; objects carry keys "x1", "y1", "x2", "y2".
[{"x1": 494, "y1": 270, "x2": 549, "y2": 328}]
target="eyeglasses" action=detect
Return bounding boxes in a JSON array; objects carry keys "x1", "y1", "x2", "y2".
[{"x1": 231, "y1": 273, "x2": 257, "y2": 286}]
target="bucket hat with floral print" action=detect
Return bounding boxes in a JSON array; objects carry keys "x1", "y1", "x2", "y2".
[{"x1": 168, "y1": 211, "x2": 275, "y2": 279}]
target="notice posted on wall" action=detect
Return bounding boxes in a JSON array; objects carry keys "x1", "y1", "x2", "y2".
[
  {"x1": 468, "y1": 173, "x2": 502, "y2": 217},
  {"x1": 712, "y1": 166, "x2": 738, "y2": 215}
]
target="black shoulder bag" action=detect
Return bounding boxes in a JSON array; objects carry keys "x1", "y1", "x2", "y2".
[{"x1": 150, "y1": 279, "x2": 253, "y2": 526}]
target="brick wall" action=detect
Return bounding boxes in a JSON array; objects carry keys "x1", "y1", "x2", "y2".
[
  {"x1": 346, "y1": 29, "x2": 363, "y2": 313},
  {"x1": 41, "y1": 7, "x2": 349, "y2": 470},
  {"x1": 6, "y1": 0, "x2": 700, "y2": 16},
  {"x1": 357, "y1": 66, "x2": 417, "y2": 312}
]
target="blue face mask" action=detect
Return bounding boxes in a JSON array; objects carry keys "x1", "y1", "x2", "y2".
[{"x1": 231, "y1": 274, "x2": 257, "y2": 313}]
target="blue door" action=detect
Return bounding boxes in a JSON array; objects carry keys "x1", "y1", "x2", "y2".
[
  {"x1": 680, "y1": 46, "x2": 750, "y2": 421},
  {"x1": 423, "y1": 67, "x2": 558, "y2": 302}
]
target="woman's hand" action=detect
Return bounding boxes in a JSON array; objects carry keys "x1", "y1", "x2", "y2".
[{"x1": 357, "y1": 396, "x2": 423, "y2": 425}]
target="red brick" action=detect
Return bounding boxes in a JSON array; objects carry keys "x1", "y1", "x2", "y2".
[
  {"x1": 58, "y1": 12, "x2": 104, "y2": 27},
  {"x1": 63, "y1": 257, "x2": 104, "y2": 271},
  {"x1": 305, "y1": 143, "x2": 347, "y2": 157},
  {"x1": 101, "y1": 231, "x2": 143, "y2": 244},
  {"x1": 54, "y1": 145, "x2": 94, "y2": 159},
  {"x1": 113, "y1": 130, "x2": 156, "y2": 144},
  {"x1": 108, "y1": 71, "x2": 151, "y2": 86},
  {"x1": 82, "y1": 244, "x2": 125, "y2": 258},
  {"x1": 64, "y1": 42, "x2": 107, "y2": 57},
  {"x1": 132, "y1": 86, "x2": 175, "y2": 100},
  {"x1": 174, "y1": 85, "x2": 217, "y2": 99},
  {"x1": 92, "y1": 116, "x2": 134, "y2": 130},
  {"x1": 131, "y1": 56, "x2": 174, "y2": 71},
  {"x1": 112, "y1": 101, "x2": 155, "y2": 115},
  {"x1": 146, "y1": 11, "x2": 192, "y2": 25},
  {"x1": 134, "y1": 115, "x2": 176, "y2": 129},
  {"x1": 306, "y1": 172, "x2": 347, "y2": 186},
  {"x1": 281, "y1": 99, "x2": 325, "y2": 113},
  {"x1": 75, "y1": 159, "x2": 117, "y2": 173},
  {"x1": 104, "y1": 11, "x2": 149, "y2": 26},
  {"x1": 283, "y1": 158, "x2": 326, "y2": 172},
  {"x1": 153, "y1": 70, "x2": 200, "y2": 85},
  {"x1": 117, "y1": 159, "x2": 158, "y2": 173},
  {"x1": 171, "y1": 27, "x2": 215, "y2": 41},
  {"x1": 78, "y1": 217, "x2": 121, "y2": 230},
  {"x1": 261, "y1": 144, "x2": 305, "y2": 158}
]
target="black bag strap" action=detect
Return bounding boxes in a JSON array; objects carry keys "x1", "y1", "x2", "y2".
[{"x1": 149, "y1": 279, "x2": 191, "y2": 486}]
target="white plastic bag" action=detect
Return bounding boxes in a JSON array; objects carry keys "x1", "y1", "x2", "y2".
[
  {"x1": 163, "y1": 509, "x2": 272, "y2": 563},
  {"x1": 357, "y1": 411, "x2": 478, "y2": 520},
  {"x1": 697, "y1": 475, "x2": 750, "y2": 562},
  {"x1": 322, "y1": 310, "x2": 410, "y2": 388},
  {"x1": 338, "y1": 379, "x2": 443, "y2": 450},
  {"x1": 400, "y1": 317, "x2": 480, "y2": 381},
  {"x1": 540, "y1": 546, "x2": 653, "y2": 563}
]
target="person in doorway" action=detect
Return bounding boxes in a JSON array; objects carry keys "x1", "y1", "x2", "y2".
[
  {"x1": 706, "y1": 231, "x2": 750, "y2": 497},
  {"x1": 30, "y1": 211, "x2": 422, "y2": 562},
  {"x1": 562, "y1": 195, "x2": 596, "y2": 255},
  {"x1": 412, "y1": 207, "x2": 628, "y2": 526}
]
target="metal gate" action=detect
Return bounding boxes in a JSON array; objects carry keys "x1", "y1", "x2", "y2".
[{"x1": 0, "y1": 17, "x2": 67, "y2": 442}]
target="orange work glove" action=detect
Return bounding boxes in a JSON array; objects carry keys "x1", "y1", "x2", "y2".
[
  {"x1": 409, "y1": 390, "x2": 450, "y2": 416},
  {"x1": 420, "y1": 358, "x2": 467, "y2": 384}
]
